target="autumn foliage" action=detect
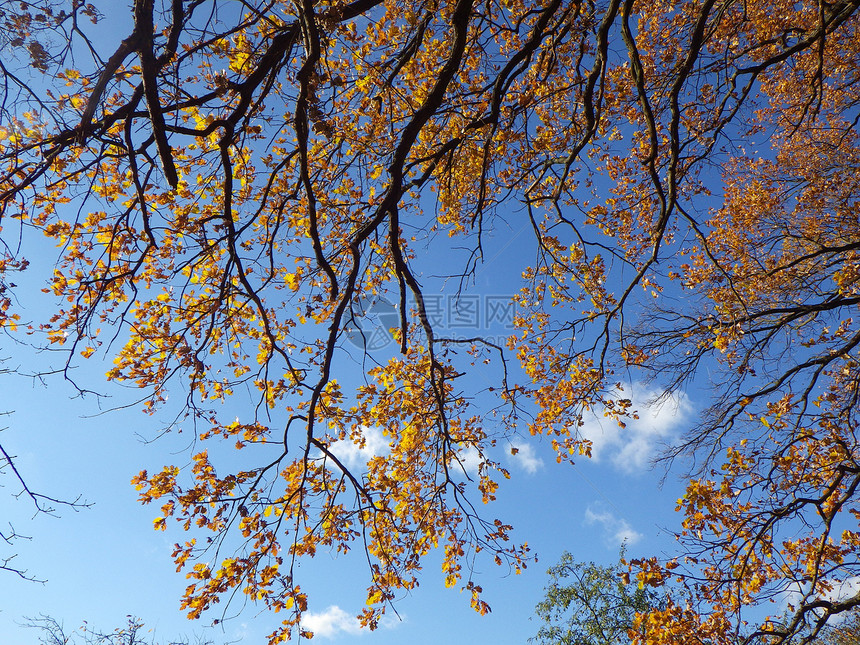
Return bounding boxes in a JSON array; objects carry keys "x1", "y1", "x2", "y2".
[{"x1": 2, "y1": 0, "x2": 860, "y2": 642}]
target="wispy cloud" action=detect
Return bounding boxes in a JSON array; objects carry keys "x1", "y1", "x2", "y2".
[
  {"x1": 301, "y1": 606, "x2": 362, "y2": 639},
  {"x1": 326, "y1": 426, "x2": 389, "y2": 470},
  {"x1": 585, "y1": 505, "x2": 642, "y2": 546},
  {"x1": 579, "y1": 383, "x2": 693, "y2": 473},
  {"x1": 230, "y1": 623, "x2": 250, "y2": 642},
  {"x1": 508, "y1": 441, "x2": 544, "y2": 474}
]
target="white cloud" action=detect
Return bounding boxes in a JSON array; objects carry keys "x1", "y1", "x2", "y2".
[
  {"x1": 782, "y1": 576, "x2": 860, "y2": 622},
  {"x1": 449, "y1": 444, "x2": 482, "y2": 476},
  {"x1": 301, "y1": 606, "x2": 362, "y2": 639},
  {"x1": 585, "y1": 505, "x2": 643, "y2": 547},
  {"x1": 300, "y1": 605, "x2": 401, "y2": 639},
  {"x1": 826, "y1": 576, "x2": 860, "y2": 603},
  {"x1": 508, "y1": 441, "x2": 544, "y2": 474},
  {"x1": 327, "y1": 426, "x2": 389, "y2": 470},
  {"x1": 578, "y1": 383, "x2": 693, "y2": 473}
]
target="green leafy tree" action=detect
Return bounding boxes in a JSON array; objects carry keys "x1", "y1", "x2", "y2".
[{"x1": 532, "y1": 551, "x2": 659, "y2": 645}]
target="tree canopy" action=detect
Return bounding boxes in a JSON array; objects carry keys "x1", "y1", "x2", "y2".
[{"x1": 2, "y1": 0, "x2": 860, "y2": 643}]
